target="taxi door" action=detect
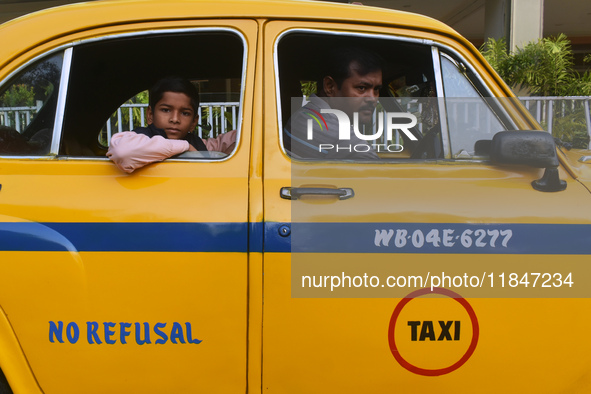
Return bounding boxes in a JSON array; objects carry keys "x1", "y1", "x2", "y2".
[
  {"x1": 0, "y1": 21, "x2": 256, "y2": 394},
  {"x1": 262, "y1": 21, "x2": 591, "y2": 393}
]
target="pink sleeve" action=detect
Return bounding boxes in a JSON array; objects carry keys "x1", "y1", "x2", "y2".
[
  {"x1": 106, "y1": 131, "x2": 190, "y2": 173},
  {"x1": 204, "y1": 129, "x2": 237, "y2": 155}
]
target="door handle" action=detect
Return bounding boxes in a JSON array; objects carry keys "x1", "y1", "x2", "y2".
[{"x1": 280, "y1": 187, "x2": 354, "y2": 200}]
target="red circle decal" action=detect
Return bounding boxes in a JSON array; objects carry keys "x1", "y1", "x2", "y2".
[{"x1": 388, "y1": 287, "x2": 479, "y2": 376}]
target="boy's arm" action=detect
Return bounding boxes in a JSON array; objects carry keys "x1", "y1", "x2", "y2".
[
  {"x1": 107, "y1": 131, "x2": 190, "y2": 173},
  {"x1": 204, "y1": 129, "x2": 237, "y2": 154}
]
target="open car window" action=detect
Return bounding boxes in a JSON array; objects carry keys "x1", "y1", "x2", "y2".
[
  {"x1": 277, "y1": 31, "x2": 442, "y2": 161},
  {"x1": 97, "y1": 85, "x2": 240, "y2": 158},
  {"x1": 276, "y1": 31, "x2": 516, "y2": 162},
  {"x1": 62, "y1": 31, "x2": 244, "y2": 159},
  {"x1": 0, "y1": 30, "x2": 245, "y2": 159}
]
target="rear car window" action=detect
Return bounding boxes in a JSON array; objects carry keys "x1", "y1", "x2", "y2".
[{"x1": 0, "y1": 30, "x2": 245, "y2": 159}]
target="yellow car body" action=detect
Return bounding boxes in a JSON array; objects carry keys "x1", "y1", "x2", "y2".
[{"x1": 0, "y1": 1, "x2": 590, "y2": 393}]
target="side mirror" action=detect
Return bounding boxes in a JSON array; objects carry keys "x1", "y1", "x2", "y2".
[{"x1": 490, "y1": 131, "x2": 566, "y2": 192}]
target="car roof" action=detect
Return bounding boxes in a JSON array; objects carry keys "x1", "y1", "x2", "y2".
[{"x1": 0, "y1": 0, "x2": 467, "y2": 69}]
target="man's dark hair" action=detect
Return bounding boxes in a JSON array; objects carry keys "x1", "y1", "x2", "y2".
[
  {"x1": 149, "y1": 76, "x2": 200, "y2": 116},
  {"x1": 323, "y1": 47, "x2": 383, "y2": 88}
]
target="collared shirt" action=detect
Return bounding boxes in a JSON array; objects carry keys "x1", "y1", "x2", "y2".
[{"x1": 284, "y1": 94, "x2": 378, "y2": 160}]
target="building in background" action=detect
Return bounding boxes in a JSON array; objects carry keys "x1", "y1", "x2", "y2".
[{"x1": 335, "y1": 0, "x2": 591, "y2": 72}]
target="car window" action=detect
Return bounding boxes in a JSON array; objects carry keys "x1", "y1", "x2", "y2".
[
  {"x1": 439, "y1": 53, "x2": 510, "y2": 159},
  {"x1": 276, "y1": 32, "x2": 522, "y2": 163},
  {"x1": 0, "y1": 32, "x2": 244, "y2": 160},
  {"x1": 277, "y1": 31, "x2": 442, "y2": 161},
  {"x1": 98, "y1": 84, "x2": 240, "y2": 157},
  {"x1": 0, "y1": 51, "x2": 63, "y2": 156},
  {"x1": 59, "y1": 30, "x2": 244, "y2": 158}
]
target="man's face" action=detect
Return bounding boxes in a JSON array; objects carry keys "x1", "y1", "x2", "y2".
[
  {"x1": 325, "y1": 62, "x2": 382, "y2": 124},
  {"x1": 147, "y1": 91, "x2": 199, "y2": 140}
]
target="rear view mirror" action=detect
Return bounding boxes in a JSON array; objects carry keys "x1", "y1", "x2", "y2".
[{"x1": 490, "y1": 131, "x2": 566, "y2": 192}]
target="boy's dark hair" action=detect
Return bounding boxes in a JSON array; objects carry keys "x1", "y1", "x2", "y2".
[
  {"x1": 149, "y1": 77, "x2": 200, "y2": 116},
  {"x1": 323, "y1": 47, "x2": 383, "y2": 89}
]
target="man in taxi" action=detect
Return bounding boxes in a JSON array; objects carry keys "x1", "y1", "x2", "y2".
[
  {"x1": 284, "y1": 47, "x2": 382, "y2": 160},
  {"x1": 107, "y1": 76, "x2": 236, "y2": 173}
]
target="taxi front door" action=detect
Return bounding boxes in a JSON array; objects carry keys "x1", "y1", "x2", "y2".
[{"x1": 261, "y1": 20, "x2": 591, "y2": 393}]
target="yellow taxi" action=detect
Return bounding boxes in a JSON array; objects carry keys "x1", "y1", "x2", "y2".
[{"x1": 0, "y1": 0, "x2": 590, "y2": 393}]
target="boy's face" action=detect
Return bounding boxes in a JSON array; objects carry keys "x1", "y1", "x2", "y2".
[{"x1": 147, "y1": 91, "x2": 198, "y2": 140}]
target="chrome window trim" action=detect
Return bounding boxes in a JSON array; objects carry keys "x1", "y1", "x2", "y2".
[
  {"x1": 431, "y1": 45, "x2": 451, "y2": 159},
  {"x1": 438, "y1": 51, "x2": 517, "y2": 161},
  {"x1": 50, "y1": 47, "x2": 73, "y2": 155},
  {"x1": 0, "y1": 48, "x2": 72, "y2": 160},
  {"x1": 0, "y1": 46, "x2": 71, "y2": 93},
  {"x1": 0, "y1": 27, "x2": 248, "y2": 162},
  {"x1": 0, "y1": 47, "x2": 69, "y2": 160},
  {"x1": 435, "y1": 46, "x2": 518, "y2": 131}
]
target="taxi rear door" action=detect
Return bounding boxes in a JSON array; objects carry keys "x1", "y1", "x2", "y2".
[{"x1": 0, "y1": 20, "x2": 256, "y2": 394}]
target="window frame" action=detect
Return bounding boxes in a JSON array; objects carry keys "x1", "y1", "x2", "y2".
[
  {"x1": 433, "y1": 48, "x2": 518, "y2": 161},
  {"x1": 274, "y1": 27, "x2": 521, "y2": 163},
  {"x1": 274, "y1": 28, "x2": 439, "y2": 161},
  {"x1": 0, "y1": 46, "x2": 70, "y2": 159},
  {"x1": 0, "y1": 27, "x2": 249, "y2": 162}
]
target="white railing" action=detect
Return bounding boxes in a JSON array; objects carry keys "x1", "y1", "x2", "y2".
[
  {"x1": 0, "y1": 101, "x2": 239, "y2": 142},
  {"x1": 520, "y1": 97, "x2": 591, "y2": 147},
  {"x1": 102, "y1": 102, "x2": 240, "y2": 145},
  {"x1": 2, "y1": 97, "x2": 591, "y2": 147},
  {"x1": 0, "y1": 105, "x2": 39, "y2": 132}
]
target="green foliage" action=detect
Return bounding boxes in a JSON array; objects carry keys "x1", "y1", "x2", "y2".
[
  {"x1": 200, "y1": 106, "x2": 234, "y2": 138},
  {"x1": 560, "y1": 71, "x2": 591, "y2": 96},
  {"x1": 112, "y1": 90, "x2": 149, "y2": 130},
  {"x1": 0, "y1": 84, "x2": 35, "y2": 107},
  {"x1": 127, "y1": 90, "x2": 149, "y2": 127},
  {"x1": 99, "y1": 91, "x2": 150, "y2": 147},
  {"x1": 300, "y1": 81, "x2": 317, "y2": 98},
  {"x1": 513, "y1": 34, "x2": 573, "y2": 96},
  {"x1": 550, "y1": 102, "x2": 591, "y2": 148},
  {"x1": 480, "y1": 34, "x2": 591, "y2": 96},
  {"x1": 480, "y1": 35, "x2": 591, "y2": 149},
  {"x1": 480, "y1": 37, "x2": 511, "y2": 80}
]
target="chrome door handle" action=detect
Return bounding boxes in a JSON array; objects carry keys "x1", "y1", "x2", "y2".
[{"x1": 280, "y1": 187, "x2": 354, "y2": 200}]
